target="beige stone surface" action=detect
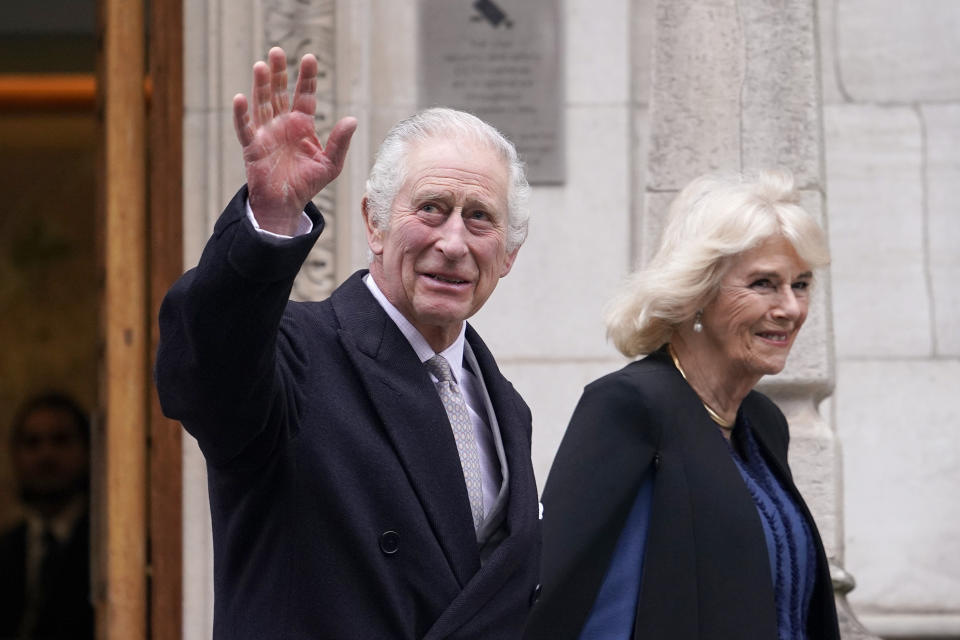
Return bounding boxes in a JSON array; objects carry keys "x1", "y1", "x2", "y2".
[
  {"x1": 740, "y1": 0, "x2": 822, "y2": 186},
  {"x1": 646, "y1": 0, "x2": 744, "y2": 189},
  {"x1": 923, "y1": 104, "x2": 960, "y2": 357},
  {"x1": 824, "y1": 104, "x2": 931, "y2": 358},
  {"x1": 816, "y1": 0, "x2": 848, "y2": 105},
  {"x1": 567, "y1": 0, "x2": 630, "y2": 105},
  {"x1": 836, "y1": 0, "x2": 960, "y2": 103},
  {"x1": 837, "y1": 359, "x2": 960, "y2": 611},
  {"x1": 631, "y1": 0, "x2": 656, "y2": 106}
]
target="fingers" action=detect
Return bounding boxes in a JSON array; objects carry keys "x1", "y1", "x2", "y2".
[
  {"x1": 233, "y1": 93, "x2": 255, "y2": 147},
  {"x1": 268, "y1": 47, "x2": 290, "y2": 115},
  {"x1": 292, "y1": 54, "x2": 319, "y2": 117},
  {"x1": 237, "y1": 48, "x2": 318, "y2": 146},
  {"x1": 250, "y1": 60, "x2": 273, "y2": 127},
  {"x1": 321, "y1": 116, "x2": 359, "y2": 173}
]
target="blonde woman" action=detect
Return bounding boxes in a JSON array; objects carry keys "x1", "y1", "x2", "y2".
[{"x1": 525, "y1": 170, "x2": 840, "y2": 640}]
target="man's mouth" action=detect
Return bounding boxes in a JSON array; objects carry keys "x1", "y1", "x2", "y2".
[{"x1": 426, "y1": 273, "x2": 468, "y2": 285}]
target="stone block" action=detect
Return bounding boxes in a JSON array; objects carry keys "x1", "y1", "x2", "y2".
[
  {"x1": 218, "y1": 114, "x2": 247, "y2": 206},
  {"x1": 824, "y1": 104, "x2": 931, "y2": 358},
  {"x1": 182, "y1": 111, "x2": 212, "y2": 268},
  {"x1": 923, "y1": 104, "x2": 960, "y2": 356},
  {"x1": 183, "y1": 0, "x2": 210, "y2": 112},
  {"x1": 638, "y1": 190, "x2": 674, "y2": 266},
  {"x1": 631, "y1": 106, "x2": 651, "y2": 261},
  {"x1": 220, "y1": 2, "x2": 259, "y2": 107},
  {"x1": 837, "y1": 359, "x2": 960, "y2": 611},
  {"x1": 182, "y1": 438, "x2": 214, "y2": 639},
  {"x1": 816, "y1": 0, "x2": 847, "y2": 104},
  {"x1": 471, "y1": 106, "x2": 630, "y2": 360},
  {"x1": 497, "y1": 359, "x2": 630, "y2": 491},
  {"x1": 836, "y1": 0, "x2": 960, "y2": 103},
  {"x1": 631, "y1": 0, "x2": 656, "y2": 106},
  {"x1": 740, "y1": 0, "x2": 822, "y2": 187},
  {"x1": 373, "y1": 0, "x2": 418, "y2": 107},
  {"x1": 646, "y1": 0, "x2": 744, "y2": 189},
  {"x1": 567, "y1": 0, "x2": 630, "y2": 105}
]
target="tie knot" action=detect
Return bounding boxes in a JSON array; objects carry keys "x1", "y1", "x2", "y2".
[{"x1": 426, "y1": 354, "x2": 455, "y2": 384}]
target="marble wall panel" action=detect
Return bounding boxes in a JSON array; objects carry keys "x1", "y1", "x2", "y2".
[
  {"x1": 824, "y1": 104, "x2": 930, "y2": 358},
  {"x1": 837, "y1": 359, "x2": 960, "y2": 612},
  {"x1": 631, "y1": 0, "x2": 656, "y2": 106},
  {"x1": 740, "y1": 0, "x2": 822, "y2": 187},
  {"x1": 816, "y1": 0, "x2": 847, "y2": 105},
  {"x1": 922, "y1": 104, "x2": 960, "y2": 357},
  {"x1": 645, "y1": 0, "x2": 744, "y2": 189},
  {"x1": 836, "y1": 0, "x2": 960, "y2": 103},
  {"x1": 567, "y1": 0, "x2": 630, "y2": 105}
]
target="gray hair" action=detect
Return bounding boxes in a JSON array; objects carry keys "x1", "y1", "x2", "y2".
[
  {"x1": 605, "y1": 169, "x2": 831, "y2": 358},
  {"x1": 364, "y1": 107, "x2": 530, "y2": 253}
]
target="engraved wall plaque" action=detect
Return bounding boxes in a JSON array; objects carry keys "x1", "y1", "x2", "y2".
[{"x1": 419, "y1": 0, "x2": 565, "y2": 184}]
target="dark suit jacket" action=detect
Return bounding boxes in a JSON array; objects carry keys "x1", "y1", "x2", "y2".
[
  {"x1": 524, "y1": 348, "x2": 839, "y2": 640},
  {"x1": 0, "y1": 511, "x2": 93, "y2": 640},
  {"x1": 155, "y1": 187, "x2": 541, "y2": 639}
]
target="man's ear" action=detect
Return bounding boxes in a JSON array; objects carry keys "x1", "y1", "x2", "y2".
[
  {"x1": 362, "y1": 196, "x2": 384, "y2": 255},
  {"x1": 499, "y1": 247, "x2": 520, "y2": 278}
]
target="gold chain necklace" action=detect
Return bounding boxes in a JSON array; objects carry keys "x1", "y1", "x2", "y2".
[{"x1": 667, "y1": 344, "x2": 734, "y2": 429}]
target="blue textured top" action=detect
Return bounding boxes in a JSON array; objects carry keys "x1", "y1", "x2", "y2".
[
  {"x1": 579, "y1": 420, "x2": 816, "y2": 640},
  {"x1": 727, "y1": 420, "x2": 817, "y2": 640}
]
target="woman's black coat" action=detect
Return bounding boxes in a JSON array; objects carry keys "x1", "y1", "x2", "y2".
[{"x1": 524, "y1": 348, "x2": 840, "y2": 639}]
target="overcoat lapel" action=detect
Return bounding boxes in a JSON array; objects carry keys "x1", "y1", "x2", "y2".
[
  {"x1": 330, "y1": 273, "x2": 481, "y2": 586},
  {"x1": 632, "y1": 354, "x2": 774, "y2": 639},
  {"x1": 423, "y1": 326, "x2": 538, "y2": 639}
]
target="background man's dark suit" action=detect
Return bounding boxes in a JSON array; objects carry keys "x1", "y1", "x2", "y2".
[
  {"x1": 0, "y1": 512, "x2": 93, "y2": 640},
  {"x1": 156, "y1": 188, "x2": 541, "y2": 639}
]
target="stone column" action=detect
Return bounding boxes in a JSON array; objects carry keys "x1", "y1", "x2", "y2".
[{"x1": 639, "y1": 0, "x2": 875, "y2": 636}]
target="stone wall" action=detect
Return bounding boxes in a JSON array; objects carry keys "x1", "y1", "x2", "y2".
[
  {"x1": 819, "y1": 0, "x2": 960, "y2": 635},
  {"x1": 180, "y1": 0, "x2": 960, "y2": 637}
]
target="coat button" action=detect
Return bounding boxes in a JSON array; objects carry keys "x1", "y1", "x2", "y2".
[
  {"x1": 529, "y1": 583, "x2": 541, "y2": 606},
  {"x1": 379, "y1": 530, "x2": 400, "y2": 555}
]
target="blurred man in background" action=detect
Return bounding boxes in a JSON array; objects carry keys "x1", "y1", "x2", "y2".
[{"x1": 0, "y1": 392, "x2": 93, "y2": 640}]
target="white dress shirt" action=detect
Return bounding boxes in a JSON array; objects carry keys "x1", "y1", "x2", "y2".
[{"x1": 362, "y1": 274, "x2": 503, "y2": 516}]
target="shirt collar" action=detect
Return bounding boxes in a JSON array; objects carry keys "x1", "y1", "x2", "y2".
[
  {"x1": 363, "y1": 273, "x2": 466, "y2": 383},
  {"x1": 24, "y1": 495, "x2": 86, "y2": 543}
]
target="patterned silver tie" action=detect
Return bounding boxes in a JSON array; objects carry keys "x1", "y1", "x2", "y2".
[{"x1": 426, "y1": 354, "x2": 485, "y2": 531}]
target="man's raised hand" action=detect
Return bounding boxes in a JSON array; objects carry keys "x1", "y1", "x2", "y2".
[{"x1": 233, "y1": 47, "x2": 357, "y2": 235}]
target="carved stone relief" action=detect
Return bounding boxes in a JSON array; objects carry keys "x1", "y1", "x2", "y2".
[{"x1": 263, "y1": 0, "x2": 338, "y2": 302}]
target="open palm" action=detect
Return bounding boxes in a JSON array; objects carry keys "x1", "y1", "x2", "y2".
[{"x1": 234, "y1": 48, "x2": 357, "y2": 235}]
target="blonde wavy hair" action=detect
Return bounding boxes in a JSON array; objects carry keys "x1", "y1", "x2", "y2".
[{"x1": 605, "y1": 169, "x2": 831, "y2": 358}]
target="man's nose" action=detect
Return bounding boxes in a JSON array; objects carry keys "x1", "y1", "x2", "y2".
[{"x1": 436, "y1": 212, "x2": 469, "y2": 259}]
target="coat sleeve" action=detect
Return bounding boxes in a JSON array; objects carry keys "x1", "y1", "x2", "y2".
[
  {"x1": 525, "y1": 366, "x2": 662, "y2": 640},
  {"x1": 154, "y1": 186, "x2": 324, "y2": 467}
]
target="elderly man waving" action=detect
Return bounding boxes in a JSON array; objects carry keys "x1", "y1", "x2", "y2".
[{"x1": 156, "y1": 47, "x2": 540, "y2": 639}]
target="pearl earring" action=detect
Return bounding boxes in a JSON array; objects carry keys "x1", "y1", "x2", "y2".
[{"x1": 693, "y1": 310, "x2": 703, "y2": 333}]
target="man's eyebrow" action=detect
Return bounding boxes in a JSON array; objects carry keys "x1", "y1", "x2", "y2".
[
  {"x1": 411, "y1": 189, "x2": 501, "y2": 211},
  {"x1": 411, "y1": 189, "x2": 453, "y2": 202}
]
